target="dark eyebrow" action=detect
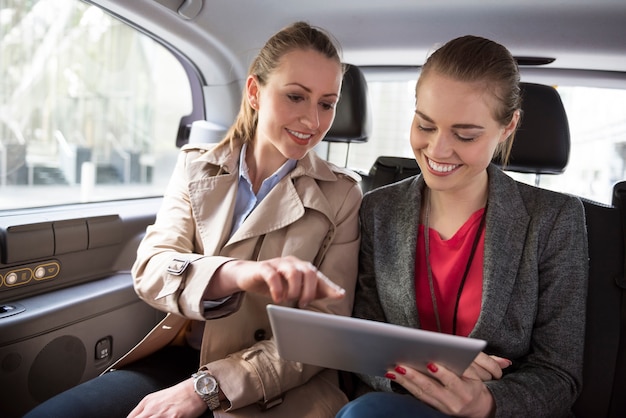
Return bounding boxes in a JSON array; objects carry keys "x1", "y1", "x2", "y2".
[
  {"x1": 287, "y1": 82, "x2": 339, "y2": 99},
  {"x1": 415, "y1": 110, "x2": 434, "y2": 123},
  {"x1": 415, "y1": 109, "x2": 484, "y2": 130}
]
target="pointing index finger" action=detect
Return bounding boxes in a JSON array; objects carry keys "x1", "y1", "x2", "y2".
[{"x1": 315, "y1": 270, "x2": 346, "y2": 299}]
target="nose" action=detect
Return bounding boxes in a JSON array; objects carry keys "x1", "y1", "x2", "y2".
[
  {"x1": 428, "y1": 130, "x2": 453, "y2": 158},
  {"x1": 300, "y1": 103, "x2": 320, "y2": 130}
]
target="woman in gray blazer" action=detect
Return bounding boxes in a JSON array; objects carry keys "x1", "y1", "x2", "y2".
[{"x1": 337, "y1": 36, "x2": 588, "y2": 418}]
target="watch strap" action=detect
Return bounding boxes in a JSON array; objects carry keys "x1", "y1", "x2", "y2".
[{"x1": 203, "y1": 391, "x2": 221, "y2": 411}]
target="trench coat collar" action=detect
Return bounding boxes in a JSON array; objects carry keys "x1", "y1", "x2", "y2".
[
  {"x1": 185, "y1": 139, "x2": 355, "y2": 251},
  {"x1": 185, "y1": 139, "x2": 347, "y2": 183}
]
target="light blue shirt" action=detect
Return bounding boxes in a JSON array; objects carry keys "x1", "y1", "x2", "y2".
[{"x1": 230, "y1": 143, "x2": 297, "y2": 237}]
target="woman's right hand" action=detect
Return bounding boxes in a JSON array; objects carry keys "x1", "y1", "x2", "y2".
[
  {"x1": 208, "y1": 256, "x2": 346, "y2": 307},
  {"x1": 463, "y1": 352, "x2": 512, "y2": 381}
]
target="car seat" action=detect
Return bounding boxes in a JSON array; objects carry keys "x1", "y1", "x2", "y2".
[{"x1": 324, "y1": 64, "x2": 371, "y2": 168}]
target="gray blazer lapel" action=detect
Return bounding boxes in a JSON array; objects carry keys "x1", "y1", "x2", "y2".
[
  {"x1": 365, "y1": 166, "x2": 530, "y2": 339},
  {"x1": 372, "y1": 176, "x2": 424, "y2": 328},
  {"x1": 472, "y1": 166, "x2": 530, "y2": 339}
]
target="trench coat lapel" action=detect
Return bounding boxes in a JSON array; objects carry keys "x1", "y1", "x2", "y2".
[
  {"x1": 228, "y1": 178, "x2": 304, "y2": 243},
  {"x1": 186, "y1": 144, "x2": 240, "y2": 256},
  {"x1": 227, "y1": 151, "x2": 340, "y2": 244},
  {"x1": 188, "y1": 173, "x2": 238, "y2": 256},
  {"x1": 186, "y1": 144, "x2": 342, "y2": 253}
]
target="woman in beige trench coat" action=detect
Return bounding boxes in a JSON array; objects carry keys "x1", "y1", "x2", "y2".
[{"x1": 24, "y1": 21, "x2": 362, "y2": 418}]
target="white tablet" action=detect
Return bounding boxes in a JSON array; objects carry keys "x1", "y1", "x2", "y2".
[{"x1": 267, "y1": 304, "x2": 487, "y2": 376}]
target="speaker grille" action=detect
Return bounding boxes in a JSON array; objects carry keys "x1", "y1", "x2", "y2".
[{"x1": 28, "y1": 335, "x2": 86, "y2": 402}]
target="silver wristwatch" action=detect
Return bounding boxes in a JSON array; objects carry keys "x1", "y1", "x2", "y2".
[{"x1": 192, "y1": 371, "x2": 221, "y2": 410}]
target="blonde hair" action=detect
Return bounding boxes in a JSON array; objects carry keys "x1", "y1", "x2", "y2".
[
  {"x1": 217, "y1": 21, "x2": 343, "y2": 150},
  {"x1": 416, "y1": 35, "x2": 522, "y2": 166}
]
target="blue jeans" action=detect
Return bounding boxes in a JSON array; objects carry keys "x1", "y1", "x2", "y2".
[
  {"x1": 336, "y1": 392, "x2": 451, "y2": 418},
  {"x1": 23, "y1": 345, "x2": 212, "y2": 418}
]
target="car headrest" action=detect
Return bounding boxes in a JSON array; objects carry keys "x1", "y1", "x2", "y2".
[
  {"x1": 324, "y1": 64, "x2": 370, "y2": 143},
  {"x1": 497, "y1": 82, "x2": 570, "y2": 174}
]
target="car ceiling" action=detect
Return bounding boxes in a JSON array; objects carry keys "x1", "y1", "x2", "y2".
[{"x1": 90, "y1": 0, "x2": 626, "y2": 87}]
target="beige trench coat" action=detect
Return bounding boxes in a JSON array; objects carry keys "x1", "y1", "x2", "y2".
[{"x1": 111, "y1": 139, "x2": 362, "y2": 417}]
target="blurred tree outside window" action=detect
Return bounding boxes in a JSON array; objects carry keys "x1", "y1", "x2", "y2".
[{"x1": 0, "y1": 0, "x2": 190, "y2": 209}]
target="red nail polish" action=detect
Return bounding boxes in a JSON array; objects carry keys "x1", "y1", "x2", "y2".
[
  {"x1": 427, "y1": 363, "x2": 438, "y2": 373},
  {"x1": 395, "y1": 366, "x2": 406, "y2": 375},
  {"x1": 384, "y1": 372, "x2": 396, "y2": 380}
]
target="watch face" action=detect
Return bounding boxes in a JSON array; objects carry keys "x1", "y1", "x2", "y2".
[{"x1": 195, "y1": 374, "x2": 217, "y2": 395}]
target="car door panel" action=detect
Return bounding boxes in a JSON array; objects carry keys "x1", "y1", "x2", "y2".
[{"x1": 0, "y1": 199, "x2": 166, "y2": 418}]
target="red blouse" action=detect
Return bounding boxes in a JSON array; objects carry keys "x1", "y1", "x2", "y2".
[{"x1": 415, "y1": 208, "x2": 485, "y2": 336}]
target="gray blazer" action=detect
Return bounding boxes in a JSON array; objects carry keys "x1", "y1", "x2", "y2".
[{"x1": 354, "y1": 164, "x2": 588, "y2": 418}]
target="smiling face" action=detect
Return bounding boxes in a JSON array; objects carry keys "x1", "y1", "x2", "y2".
[
  {"x1": 247, "y1": 48, "x2": 342, "y2": 166},
  {"x1": 411, "y1": 72, "x2": 519, "y2": 198}
]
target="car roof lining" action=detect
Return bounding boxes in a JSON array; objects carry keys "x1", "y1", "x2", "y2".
[{"x1": 87, "y1": 0, "x2": 626, "y2": 89}]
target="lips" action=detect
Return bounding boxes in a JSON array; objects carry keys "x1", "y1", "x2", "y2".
[
  {"x1": 427, "y1": 157, "x2": 460, "y2": 173},
  {"x1": 287, "y1": 128, "x2": 313, "y2": 145}
]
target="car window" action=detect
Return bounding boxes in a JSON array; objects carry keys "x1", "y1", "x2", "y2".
[
  {"x1": 328, "y1": 78, "x2": 626, "y2": 206},
  {"x1": 0, "y1": 0, "x2": 191, "y2": 210}
]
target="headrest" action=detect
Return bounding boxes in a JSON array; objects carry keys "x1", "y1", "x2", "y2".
[
  {"x1": 498, "y1": 82, "x2": 570, "y2": 174},
  {"x1": 324, "y1": 64, "x2": 370, "y2": 143},
  {"x1": 187, "y1": 120, "x2": 227, "y2": 144}
]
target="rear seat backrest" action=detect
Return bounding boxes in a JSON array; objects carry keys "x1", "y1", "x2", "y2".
[
  {"x1": 575, "y1": 198, "x2": 624, "y2": 417},
  {"x1": 325, "y1": 63, "x2": 370, "y2": 144},
  {"x1": 499, "y1": 82, "x2": 570, "y2": 175},
  {"x1": 605, "y1": 181, "x2": 626, "y2": 417},
  {"x1": 323, "y1": 64, "x2": 371, "y2": 167}
]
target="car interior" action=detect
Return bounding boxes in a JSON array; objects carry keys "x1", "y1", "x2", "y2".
[{"x1": 1, "y1": 0, "x2": 625, "y2": 416}]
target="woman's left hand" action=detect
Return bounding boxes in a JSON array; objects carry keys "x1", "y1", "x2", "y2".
[
  {"x1": 464, "y1": 352, "x2": 511, "y2": 382},
  {"x1": 387, "y1": 362, "x2": 495, "y2": 418}
]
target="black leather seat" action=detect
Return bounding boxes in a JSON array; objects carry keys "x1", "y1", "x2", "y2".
[
  {"x1": 363, "y1": 155, "x2": 420, "y2": 192},
  {"x1": 595, "y1": 181, "x2": 626, "y2": 417},
  {"x1": 500, "y1": 82, "x2": 570, "y2": 175},
  {"x1": 322, "y1": 64, "x2": 371, "y2": 169},
  {"x1": 325, "y1": 63, "x2": 370, "y2": 144},
  {"x1": 576, "y1": 195, "x2": 624, "y2": 417}
]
